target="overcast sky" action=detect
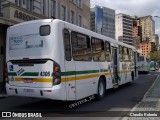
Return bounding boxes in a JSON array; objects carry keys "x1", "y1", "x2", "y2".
[{"x1": 90, "y1": 0, "x2": 160, "y2": 40}]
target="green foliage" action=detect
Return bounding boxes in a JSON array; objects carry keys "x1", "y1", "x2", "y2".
[
  {"x1": 151, "y1": 43, "x2": 157, "y2": 52},
  {"x1": 150, "y1": 51, "x2": 160, "y2": 62},
  {"x1": 150, "y1": 43, "x2": 159, "y2": 61}
]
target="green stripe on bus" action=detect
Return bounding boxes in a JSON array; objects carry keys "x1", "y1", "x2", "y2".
[
  {"x1": 8, "y1": 72, "x2": 17, "y2": 76},
  {"x1": 60, "y1": 70, "x2": 99, "y2": 76},
  {"x1": 21, "y1": 72, "x2": 39, "y2": 76}
]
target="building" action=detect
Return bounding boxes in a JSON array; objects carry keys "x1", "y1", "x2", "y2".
[
  {"x1": 0, "y1": 0, "x2": 90, "y2": 84},
  {"x1": 116, "y1": 13, "x2": 134, "y2": 46},
  {"x1": 132, "y1": 16, "x2": 142, "y2": 49},
  {"x1": 138, "y1": 16, "x2": 159, "y2": 56},
  {"x1": 139, "y1": 16, "x2": 155, "y2": 42},
  {"x1": 140, "y1": 41, "x2": 156, "y2": 58},
  {"x1": 90, "y1": 5, "x2": 115, "y2": 39}
]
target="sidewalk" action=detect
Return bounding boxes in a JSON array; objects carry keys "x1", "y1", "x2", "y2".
[
  {"x1": 123, "y1": 74, "x2": 160, "y2": 120},
  {"x1": 0, "y1": 82, "x2": 7, "y2": 98}
]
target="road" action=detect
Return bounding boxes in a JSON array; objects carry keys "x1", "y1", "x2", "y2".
[{"x1": 0, "y1": 71, "x2": 159, "y2": 119}]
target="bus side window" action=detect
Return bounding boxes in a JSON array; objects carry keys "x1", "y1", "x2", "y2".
[
  {"x1": 105, "y1": 41, "x2": 111, "y2": 62},
  {"x1": 71, "y1": 32, "x2": 91, "y2": 61},
  {"x1": 63, "y1": 29, "x2": 71, "y2": 61},
  {"x1": 92, "y1": 38, "x2": 105, "y2": 62},
  {"x1": 123, "y1": 47, "x2": 129, "y2": 62},
  {"x1": 119, "y1": 46, "x2": 123, "y2": 62}
]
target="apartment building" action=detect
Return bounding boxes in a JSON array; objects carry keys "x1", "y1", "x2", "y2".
[
  {"x1": 0, "y1": 0, "x2": 90, "y2": 84},
  {"x1": 140, "y1": 41, "x2": 156, "y2": 58},
  {"x1": 139, "y1": 16, "x2": 155, "y2": 42},
  {"x1": 116, "y1": 13, "x2": 134, "y2": 46},
  {"x1": 138, "y1": 16, "x2": 159, "y2": 56},
  {"x1": 132, "y1": 17, "x2": 142, "y2": 49},
  {"x1": 90, "y1": 5, "x2": 115, "y2": 39}
]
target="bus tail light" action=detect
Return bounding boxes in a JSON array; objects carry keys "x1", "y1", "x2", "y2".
[
  {"x1": 53, "y1": 62, "x2": 61, "y2": 85},
  {"x1": 5, "y1": 64, "x2": 9, "y2": 83}
]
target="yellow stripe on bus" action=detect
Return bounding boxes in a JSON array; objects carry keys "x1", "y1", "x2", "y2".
[
  {"x1": 61, "y1": 70, "x2": 133, "y2": 82},
  {"x1": 15, "y1": 78, "x2": 52, "y2": 83},
  {"x1": 13, "y1": 70, "x2": 133, "y2": 83}
]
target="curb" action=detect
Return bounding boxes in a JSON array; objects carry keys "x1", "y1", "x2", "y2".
[{"x1": 122, "y1": 75, "x2": 160, "y2": 120}]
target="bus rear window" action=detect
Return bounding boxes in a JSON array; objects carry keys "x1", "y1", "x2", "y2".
[
  {"x1": 139, "y1": 56, "x2": 144, "y2": 61},
  {"x1": 40, "y1": 25, "x2": 50, "y2": 36}
]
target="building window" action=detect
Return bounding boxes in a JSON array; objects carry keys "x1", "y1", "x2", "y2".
[
  {"x1": 27, "y1": 0, "x2": 34, "y2": 11},
  {"x1": 30, "y1": 0, "x2": 34, "y2": 11},
  {"x1": 50, "y1": 0, "x2": 57, "y2": 18},
  {"x1": 19, "y1": 0, "x2": 22, "y2": 7},
  {"x1": 23, "y1": 0, "x2": 26, "y2": 5},
  {"x1": 61, "y1": 5, "x2": 67, "y2": 21},
  {"x1": 78, "y1": 15, "x2": 82, "y2": 27},
  {"x1": 15, "y1": 0, "x2": 18, "y2": 6},
  {"x1": 77, "y1": 0, "x2": 83, "y2": 8},
  {"x1": 70, "y1": 10, "x2": 75, "y2": 24},
  {"x1": 70, "y1": 0, "x2": 76, "y2": 4},
  {"x1": 42, "y1": 0, "x2": 46, "y2": 15}
]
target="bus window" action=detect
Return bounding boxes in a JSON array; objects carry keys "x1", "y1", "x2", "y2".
[
  {"x1": 119, "y1": 46, "x2": 123, "y2": 62},
  {"x1": 105, "y1": 41, "x2": 111, "y2": 62},
  {"x1": 71, "y1": 32, "x2": 91, "y2": 61},
  {"x1": 40, "y1": 25, "x2": 51, "y2": 36},
  {"x1": 128, "y1": 49, "x2": 133, "y2": 61},
  {"x1": 123, "y1": 47, "x2": 129, "y2": 62},
  {"x1": 63, "y1": 29, "x2": 71, "y2": 61},
  {"x1": 92, "y1": 38, "x2": 105, "y2": 62}
]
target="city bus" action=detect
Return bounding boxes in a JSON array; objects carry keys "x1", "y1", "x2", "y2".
[
  {"x1": 150, "y1": 61, "x2": 159, "y2": 71},
  {"x1": 137, "y1": 56, "x2": 150, "y2": 73},
  {"x1": 6, "y1": 19, "x2": 138, "y2": 101}
]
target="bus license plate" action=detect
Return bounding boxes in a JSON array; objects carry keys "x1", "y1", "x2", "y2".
[{"x1": 23, "y1": 89, "x2": 34, "y2": 93}]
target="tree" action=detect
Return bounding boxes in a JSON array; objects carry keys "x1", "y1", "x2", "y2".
[
  {"x1": 150, "y1": 43, "x2": 159, "y2": 61},
  {"x1": 150, "y1": 51, "x2": 159, "y2": 62}
]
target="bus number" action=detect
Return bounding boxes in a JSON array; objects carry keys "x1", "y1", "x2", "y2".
[{"x1": 40, "y1": 72, "x2": 50, "y2": 77}]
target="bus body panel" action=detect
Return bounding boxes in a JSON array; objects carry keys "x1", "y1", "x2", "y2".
[{"x1": 6, "y1": 19, "x2": 138, "y2": 101}]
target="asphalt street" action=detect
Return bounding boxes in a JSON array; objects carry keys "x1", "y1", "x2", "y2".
[{"x1": 0, "y1": 71, "x2": 159, "y2": 119}]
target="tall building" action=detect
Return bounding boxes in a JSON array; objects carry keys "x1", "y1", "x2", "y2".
[
  {"x1": 138, "y1": 16, "x2": 159, "y2": 56},
  {"x1": 116, "y1": 13, "x2": 134, "y2": 46},
  {"x1": 139, "y1": 16, "x2": 155, "y2": 42},
  {"x1": 90, "y1": 5, "x2": 115, "y2": 39},
  {"x1": 132, "y1": 16, "x2": 142, "y2": 49},
  {"x1": 0, "y1": 0, "x2": 90, "y2": 84}
]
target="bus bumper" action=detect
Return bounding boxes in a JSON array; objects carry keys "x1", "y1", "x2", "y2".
[{"x1": 6, "y1": 83, "x2": 66, "y2": 100}]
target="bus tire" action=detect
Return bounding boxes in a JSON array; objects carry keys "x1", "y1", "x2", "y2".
[
  {"x1": 96, "y1": 78, "x2": 105, "y2": 100},
  {"x1": 131, "y1": 72, "x2": 134, "y2": 81}
]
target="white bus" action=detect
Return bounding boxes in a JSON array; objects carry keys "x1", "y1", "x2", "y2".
[
  {"x1": 6, "y1": 19, "x2": 138, "y2": 101},
  {"x1": 137, "y1": 56, "x2": 150, "y2": 73}
]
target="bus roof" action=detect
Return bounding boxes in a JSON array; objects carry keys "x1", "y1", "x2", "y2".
[{"x1": 8, "y1": 19, "x2": 136, "y2": 51}]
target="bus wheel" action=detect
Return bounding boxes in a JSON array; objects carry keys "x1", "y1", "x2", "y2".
[
  {"x1": 96, "y1": 78, "x2": 105, "y2": 100},
  {"x1": 131, "y1": 72, "x2": 134, "y2": 81}
]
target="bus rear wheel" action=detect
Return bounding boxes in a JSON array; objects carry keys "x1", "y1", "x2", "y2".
[{"x1": 96, "y1": 78, "x2": 105, "y2": 100}]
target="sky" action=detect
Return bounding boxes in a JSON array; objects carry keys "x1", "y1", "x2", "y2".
[{"x1": 90, "y1": 0, "x2": 160, "y2": 41}]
